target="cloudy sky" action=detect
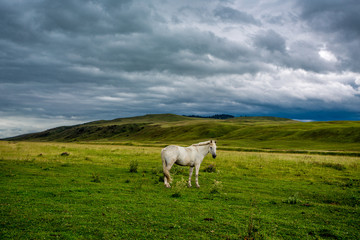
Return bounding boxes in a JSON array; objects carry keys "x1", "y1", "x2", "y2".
[{"x1": 1, "y1": 0, "x2": 360, "y2": 138}]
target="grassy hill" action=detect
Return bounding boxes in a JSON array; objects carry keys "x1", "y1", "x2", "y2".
[{"x1": 5, "y1": 114, "x2": 360, "y2": 152}]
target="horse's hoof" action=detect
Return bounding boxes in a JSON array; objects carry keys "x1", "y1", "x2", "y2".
[{"x1": 196, "y1": 185, "x2": 200, "y2": 188}]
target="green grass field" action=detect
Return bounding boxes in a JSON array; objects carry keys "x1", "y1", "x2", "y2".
[{"x1": 1, "y1": 141, "x2": 359, "y2": 239}]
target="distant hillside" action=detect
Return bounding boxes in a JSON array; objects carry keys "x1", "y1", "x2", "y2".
[
  {"x1": 3, "y1": 114, "x2": 288, "y2": 141},
  {"x1": 4, "y1": 114, "x2": 360, "y2": 152}
]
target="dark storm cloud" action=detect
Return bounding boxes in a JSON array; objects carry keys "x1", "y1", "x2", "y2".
[
  {"x1": 97, "y1": 28, "x2": 253, "y2": 75},
  {"x1": 0, "y1": 0, "x2": 148, "y2": 40},
  {"x1": 214, "y1": 6, "x2": 260, "y2": 25},
  {"x1": 296, "y1": 0, "x2": 360, "y2": 71},
  {"x1": 298, "y1": 0, "x2": 360, "y2": 36},
  {"x1": 254, "y1": 29, "x2": 286, "y2": 53},
  {"x1": 1, "y1": 0, "x2": 360, "y2": 138}
]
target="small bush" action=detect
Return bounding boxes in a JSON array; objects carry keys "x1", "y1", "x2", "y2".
[
  {"x1": 60, "y1": 152, "x2": 70, "y2": 156},
  {"x1": 171, "y1": 177, "x2": 186, "y2": 198},
  {"x1": 91, "y1": 173, "x2": 101, "y2": 183},
  {"x1": 210, "y1": 180, "x2": 223, "y2": 194},
  {"x1": 284, "y1": 193, "x2": 300, "y2": 204},
  {"x1": 322, "y1": 163, "x2": 346, "y2": 171},
  {"x1": 318, "y1": 229, "x2": 339, "y2": 239},
  {"x1": 203, "y1": 164, "x2": 217, "y2": 173},
  {"x1": 312, "y1": 162, "x2": 346, "y2": 171},
  {"x1": 129, "y1": 160, "x2": 138, "y2": 173},
  {"x1": 171, "y1": 192, "x2": 181, "y2": 198}
]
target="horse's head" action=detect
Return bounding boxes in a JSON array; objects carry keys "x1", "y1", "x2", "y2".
[{"x1": 209, "y1": 140, "x2": 217, "y2": 159}]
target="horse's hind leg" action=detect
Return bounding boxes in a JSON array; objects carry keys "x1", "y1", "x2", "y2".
[
  {"x1": 163, "y1": 166, "x2": 172, "y2": 188},
  {"x1": 188, "y1": 167, "x2": 194, "y2": 187},
  {"x1": 163, "y1": 159, "x2": 175, "y2": 188},
  {"x1": 164, "y1": 175, "x2": 170, "y2": 188}
]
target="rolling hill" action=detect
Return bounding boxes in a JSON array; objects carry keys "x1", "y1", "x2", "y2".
[{"x1": 4, "y1": 114, "x2": 360, "y2": 153}]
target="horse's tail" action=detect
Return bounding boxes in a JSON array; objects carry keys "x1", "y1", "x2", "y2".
[{"x1": 161, "y1": 148, "x2": 172, "y2": 183}]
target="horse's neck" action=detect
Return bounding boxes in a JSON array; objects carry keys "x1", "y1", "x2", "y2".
[{"x1": 195, "y1": 145, "x2": 209, "y2": 156}]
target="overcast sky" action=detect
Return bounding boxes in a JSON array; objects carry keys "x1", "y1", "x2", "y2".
[{"x1": 1, "y1": 0, "x2": 360, "y2": 138}]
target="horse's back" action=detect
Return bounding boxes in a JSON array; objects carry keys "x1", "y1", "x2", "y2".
[
  {"x1": 162, "y1": 145, "x2": 179, "y2": 152},
  {"x1": 162, "y1": 145, "x2": 180, "y2": 159}
]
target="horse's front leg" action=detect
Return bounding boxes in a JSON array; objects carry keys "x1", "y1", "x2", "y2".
[
  {"x1": 195, "y1": 164, "x2": 200, "y2": 188},
  {"x1": 188, "y1": 167, "x2": 194, "y2": 187}
]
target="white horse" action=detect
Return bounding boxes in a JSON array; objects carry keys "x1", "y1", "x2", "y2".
[{"x1": 161, "y1": 140, "x2": 217, "y2": 188}]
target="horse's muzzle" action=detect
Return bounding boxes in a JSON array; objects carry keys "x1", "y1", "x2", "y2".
[{"x1": 212, "y1": 154, "x2": 217, "y2": 159}]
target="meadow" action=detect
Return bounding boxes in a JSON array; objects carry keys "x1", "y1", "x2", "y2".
[{"x1": 1, "y1": 141, "x2": 359, "y2": 239}]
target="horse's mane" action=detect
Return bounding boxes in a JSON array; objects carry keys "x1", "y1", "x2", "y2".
[{"x1": 191, "y1": 141, "x2": 211, "y2": 146}]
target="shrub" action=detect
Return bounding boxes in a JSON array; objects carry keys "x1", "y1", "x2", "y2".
[
  {"x1": 129, "y1": 160, "x2": 138, "y2": 173},
  {"x1": 210, "y1": 180, "x2": 223, "y2": 194},
  {"x1": 171, "y1": 192, "x2": 181, "y2": 198},
  {"x1": 203, "y1": 164, "x2": 217, "y2": 173},
  {"x1": 91, "y1": 173, "x2": 101, "y2": 183},
  {"x1": 312, "y1": 162, "x2": 346, "y2": 171},
  {"x1": 171, "y1": 177, "x2": 186, "y2": 198},
  {"x1": 322, "y1": 163, "x2": 346, "y2": 171},
  {"x1": 284, "y1": 193, "x2": 300, "y2": 204}
]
